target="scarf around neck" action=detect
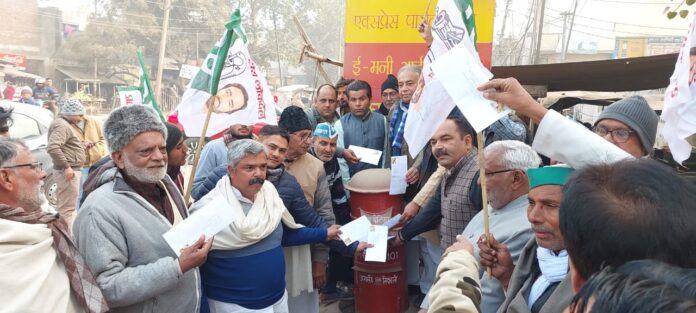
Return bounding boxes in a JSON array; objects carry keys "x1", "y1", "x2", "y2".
[
  {"x1": 0, "y1": 204, "x2": 108, "y2": 313},
  {"x1": 528, "y1": 247, "x2": 569, "y2": 309},
  {"x1": 266, "y1": 165, "x2": 285, "y2": 184},
  {"x1": 389, "y1": 101, "x2": 408, "y2": 155},
  {"x1": 205, "y1": 177, "x2": 302, "y2": 250}
]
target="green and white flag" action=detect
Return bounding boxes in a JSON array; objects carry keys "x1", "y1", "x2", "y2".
[
  {"x1": 177, "y1": 9, "x2": 277, "y2": 137},
  {"x1": 116, "y1": 85, "x2": 142, "y2": 106},
  {"x1": 137, "y1": 50, "x2": 166, "y2": 122},
  {"x1": 404, "y1": 0, "x2": 479, "y2": 157}
]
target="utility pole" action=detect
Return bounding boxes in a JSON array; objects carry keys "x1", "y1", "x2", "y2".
[
  {"x1": 195, "y1": 32, "x2": 200, "y2": 65},
  {"x1": 562, "y1": 0, "x2": 579, "y2": 61},
  {"x1": 560, "y1": 12, "x2": 569, "y2": 62},
  {"x1": 533, "y1": 0, "x2": 546, "y2": 64},
  {"x1": 272, "y1": 3, "x2": 283, "y2": 86},
  {"x1": 155, "y1": 0, "x2": 171, "y2": 104}
]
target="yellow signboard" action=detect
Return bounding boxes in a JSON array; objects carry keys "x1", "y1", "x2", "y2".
[{"x1": 345, "y1": 0, "x2": 495, "y2": 44}]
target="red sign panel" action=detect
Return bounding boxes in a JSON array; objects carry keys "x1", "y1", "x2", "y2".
[
  {"x1": 0, "y1": 53, "x2": 27, "y2": 70},
  {"x1": 343, "y1": 42, "x2": 492, "y2": 103}
]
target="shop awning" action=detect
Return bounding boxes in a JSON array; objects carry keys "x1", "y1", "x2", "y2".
[
  {"x1": 491, "y1": 53, "x2": 678, "y2": 92},
  {"x1": 1, "y1": 66, "x2": 42, "y2": 80},
  {"x1": 56, "y1": 67, "x2": 127, "y2": 84}
]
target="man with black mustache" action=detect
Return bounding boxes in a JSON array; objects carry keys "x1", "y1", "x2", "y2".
[
  {"x1": 394, "y1": 109, "x2": 482, "y2": 310},
  {"x1": 396, "y1": 108, "x2": 481, "y2": 247},
  {"x1": 191, "y1": 139, "x2": 340, "y2": 312}
]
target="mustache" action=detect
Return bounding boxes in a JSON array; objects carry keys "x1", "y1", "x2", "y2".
[
  {"x1": 434, "y1": 148, "x2": 449, "y2": 158},
  {"x1": 249, "y1": 177, "x2": 265, "y2": 186}
]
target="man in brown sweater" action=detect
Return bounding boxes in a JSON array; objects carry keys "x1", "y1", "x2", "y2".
[{"x1": 47, "y1": 99, "x2": 87, "y2": 230}]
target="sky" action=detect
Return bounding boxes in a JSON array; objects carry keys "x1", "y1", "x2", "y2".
[
  {"x1": 40, "y1": 0, "x2": 695, "y2": 53},
  {"x1": 500, "y1": 0, "x2": 692, "y2": 52}
]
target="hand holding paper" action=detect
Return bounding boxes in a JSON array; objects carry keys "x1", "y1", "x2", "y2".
[
  {"x1": 163, "y1": 196, "x2": 235, "y2": 256},
  {"x1": 348, "y1": 145, "x2": 383, "y2": 166},
  {"x1": 431, "y1": 41, "x2": 509, "y2": 132},
  {"x1": 339, "y1": 216, "x2": 371, "y2": 245}
]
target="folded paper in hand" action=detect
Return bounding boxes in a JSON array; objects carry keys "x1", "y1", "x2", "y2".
[
  {"x1": 349, "y1": 145, "x2": 383, "y2": 166},
  {"x1": 163, "y1": 196, "x2": 234, "y2": 256}
]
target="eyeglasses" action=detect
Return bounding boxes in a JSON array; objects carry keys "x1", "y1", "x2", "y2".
[
  {"x1": 592, "y1": 126, "x2": 634, "y2": 143},
  {"x1": 485, "y1": 169, "x2": 516, "y2": 177},
  {"x1": 2, "y1": 162, "x2": 43, "y2": 173}
]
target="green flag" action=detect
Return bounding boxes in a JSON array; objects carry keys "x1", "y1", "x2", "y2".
[
  {"x1": 457, "y1": 0, "x2": 477, "y2": 46},
  {"x1": 137, "y1": 50, "x2": 166, "y2": 122},
  {"x1": 177, "y1": 9, "x2": 278, "y2": 137}
]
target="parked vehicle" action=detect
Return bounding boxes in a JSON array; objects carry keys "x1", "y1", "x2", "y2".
[{"x1": 4, "y1": 101, "x2": 58, "y2": 207}]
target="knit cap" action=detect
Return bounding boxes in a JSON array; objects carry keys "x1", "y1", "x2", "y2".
[
  {"x1": 103, "y1": 105, "x2": 167, "y2": 152},
  {"x1": 313, "y1": 122, "x2": 337, "y2": 139},
  {"x1": 381, "y1": 74, "x2": 398, "y2": 93},
  {"x1": 60, "y1": 99, "x2": 85, "y2": 116},
  {"x1": 595, "y1": 95, "x2": 658, "y2": 154},
  {"x1": 278, "y1": 106, "x2": 312, "y2": 134}
]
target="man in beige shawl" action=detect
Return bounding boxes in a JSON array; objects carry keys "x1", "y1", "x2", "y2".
[
  {"x1": 0, "y1": 138, "x2": 107, "y2": 313},
  {"x1": 191, "y1": 139, "x2": 340, "y2": 312}
]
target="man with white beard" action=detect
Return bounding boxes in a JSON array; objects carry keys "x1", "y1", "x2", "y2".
[{"x1": 73, "y1": 105, "x2": 212, "y2": 313}]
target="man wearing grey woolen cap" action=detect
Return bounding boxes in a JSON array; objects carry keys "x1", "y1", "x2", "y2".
[
  {"x1": 591, "y1": 95, "x2": 659, "y2": 158},
  {"x1": 73, "y1": 105, "x2": 212, "y2": 313}
]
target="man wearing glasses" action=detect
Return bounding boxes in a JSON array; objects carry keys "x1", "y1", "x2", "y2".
[
  {"x1": 590, "y1": 95, "x2": 658, "y2": 158},
  {"x1": 478, "y1": 78, "x2": 657, "y2": 167},
  {"x1": 460, "y1": 140, "x2": 538, "y2": 313},
  {"x1": 278, "y1": 106, "x2": 335, "y2": 313},
  {"x1": 0, "y1": 138, "x2": 107, "y2": 313}
]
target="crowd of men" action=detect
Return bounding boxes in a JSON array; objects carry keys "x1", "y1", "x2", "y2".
[{"x1": 1, "y1": 50, "x2": 696, "y2": 313}]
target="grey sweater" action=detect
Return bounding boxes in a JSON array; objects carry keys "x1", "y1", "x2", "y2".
[{"x1": 73, "y1": 168, "x2": 200, "y2": 313}]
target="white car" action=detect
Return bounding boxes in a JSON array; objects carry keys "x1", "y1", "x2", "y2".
[{"x1": 3, "y1": 101, "x2": 58, "y2": 207}]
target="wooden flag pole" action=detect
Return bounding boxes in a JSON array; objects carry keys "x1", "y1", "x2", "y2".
[
  {"x1": 183, "y1": 107, "x2": 214, "y2": 204},
  {"x1": 424, "y1": 0, "x2": 433, "y2": 20},
  {"x1": 476, "y1": 131, "x2": 492, "y2": 278}
]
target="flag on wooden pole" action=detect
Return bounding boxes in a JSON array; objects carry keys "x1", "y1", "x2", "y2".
[
  {"x1": 404, "y1": 0, "x2": 478, "y2": 158},
  {"x1": 137, "y1": 50, "x2": 166, "y2": 122},
  {"x1": 176, "y1": 9, "x2": 277, "y2": 137}
]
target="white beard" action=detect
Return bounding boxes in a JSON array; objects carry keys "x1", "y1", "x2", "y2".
[{"x1": 123, "y1": 156, "x2": 167, "y2": 184}]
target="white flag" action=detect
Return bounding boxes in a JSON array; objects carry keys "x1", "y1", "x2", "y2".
[
  {"x1": 177, "y1": 10, "x2": 277, "y2": 137},
  {"x1": 404, "y1": 0, "x2": 478, "y2": 158},
  {"x1": 662, "y1": 13, "x2": 696, "y2": 164},
  {"x1": 117, "y1": 86, "x2": 142, "y2": 106}
]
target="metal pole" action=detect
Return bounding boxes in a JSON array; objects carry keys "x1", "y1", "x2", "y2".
[
  {"x1": 562, "y1": 0, "x2": 579, "y2": 62},
  {"x1": 155, "y1": 0, "x2": 171, "y2": 104},
  {"x1": 560, "y1": 12, "x2": 569, "y2": 61},
  {"x1": 533, "y1": 0, "x2": 546, "y2": 64}
]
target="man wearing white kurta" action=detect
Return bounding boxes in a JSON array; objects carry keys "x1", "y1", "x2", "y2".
[{"x1": 461, "y1": 140, "x2": 538, "y2": 313}]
